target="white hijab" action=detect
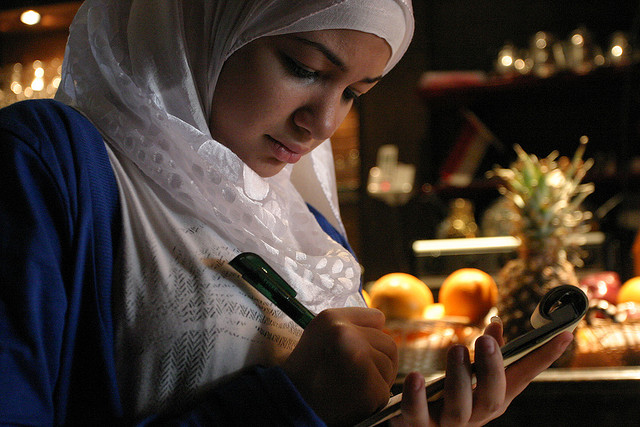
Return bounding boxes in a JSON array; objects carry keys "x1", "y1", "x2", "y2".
[{"x1": 55, "y1": 0, "x2": 413, "y2": 313}]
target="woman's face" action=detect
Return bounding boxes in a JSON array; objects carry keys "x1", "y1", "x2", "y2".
[{"x1": 209, "y1": 29, "x2": 391, "y2": 177}]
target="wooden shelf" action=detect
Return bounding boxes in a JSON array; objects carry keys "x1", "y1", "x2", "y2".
[{"x1": 418, "y1": 63, "x2": 640, "y2": 105}]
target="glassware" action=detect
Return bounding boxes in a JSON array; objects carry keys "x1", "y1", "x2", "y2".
[
  {"x1": 438, "y1": 198, "x2": 478, "y2": 239},
  {"x1": 607, "y1": 31, "x2": 632, "y2": 67},
  {"x1": 530, "y1": 31, "x2": 557, "y2": 78}
]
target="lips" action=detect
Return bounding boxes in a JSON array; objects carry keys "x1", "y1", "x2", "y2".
[{"x1": 267, "y1": 135, "x2": 308, "y2": 164}]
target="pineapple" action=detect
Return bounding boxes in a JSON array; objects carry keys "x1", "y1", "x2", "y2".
[{"x1": 488, "y1": 137, "x2": 594, "y2": 343}]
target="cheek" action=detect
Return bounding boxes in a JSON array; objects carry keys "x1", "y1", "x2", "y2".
[{"x1": 213, "y1": 70, "x2": 295, "y2": 134}]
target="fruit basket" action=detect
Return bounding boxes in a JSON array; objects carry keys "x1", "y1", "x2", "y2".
[
  {"x1": 571, "y1": 302, "x2": 640, "y2": 367},
  {"x1": 385, "y1": 318, "x2": 482, "y2": 379}
]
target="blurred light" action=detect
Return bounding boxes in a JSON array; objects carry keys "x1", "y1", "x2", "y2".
[
  {"x1": 571, "y1": 34, "x2": 584, "y2": 46},
  {"x1": 31, "y1": 78, "x2": 45, "y2": 92},
  {"x1": 10, "y1": 82, "x2": 23, "y2": 95},
  {"x1": 20, "y1": 10, "x2": 41, "y2": 26},
  {"x1": 34, "y1": 67, "x2": 44, "y2": 78},
  {"x1": 611, "y1": 45, "x2": 624, "y2": 57},
  {"x1": 535, "y1": 38, "x2": 547, "y2": 49},
  {"x1": 514, "y1": 58, "x2": 526, "y2": 70},
  {"x1": 500, "y1": 55, "x2": 513, "y2": 67}
]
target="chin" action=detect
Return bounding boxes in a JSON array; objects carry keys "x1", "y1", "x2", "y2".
[{"x1": 250, "y1": 162, "x2": 287, "y2": 178}]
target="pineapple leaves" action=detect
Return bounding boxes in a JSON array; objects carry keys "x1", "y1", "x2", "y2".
[{"x1": 489, "y1": 140, "x2": 594, "y2": 251}]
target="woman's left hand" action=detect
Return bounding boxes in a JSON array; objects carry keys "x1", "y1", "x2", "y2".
[{"x1": 390, "y1": 319, "x2": 573, "y2": 426}]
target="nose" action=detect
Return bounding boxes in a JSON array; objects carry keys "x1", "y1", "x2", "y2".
[{"x1": 293, "y1": 90, "x2": 349, "y2": 142}]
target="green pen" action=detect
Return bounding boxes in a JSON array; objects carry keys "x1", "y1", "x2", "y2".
[{"x1": 229, "y1": 252, "x2": 316, "y2": 329}]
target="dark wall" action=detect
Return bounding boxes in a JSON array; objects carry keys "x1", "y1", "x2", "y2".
[
  {"x1": 357, "y1": 0, "x2": 640, "y2": 283},
  {"x1": 421, "y1": 0, "x2": 640, "y2": 71}
]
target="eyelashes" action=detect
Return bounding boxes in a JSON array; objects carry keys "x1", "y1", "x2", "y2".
[
  {"x1": 280, "y1": 52, "x2": 318, "y2": 80},
  {"x1": 279, "y1": 52, "x2": 359, "y2": 102}
]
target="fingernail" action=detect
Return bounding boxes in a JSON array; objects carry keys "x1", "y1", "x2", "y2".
[
  {"x1": 410, "y1": 372, "x2": 425, "y2": 392},
  {"x1": 490, "y1": 316, "x2": 502, "y2": 326},
  {"x1": 477, "y1": 335, "x2": 496, "y2": 355},
  {"x1": 450, "y1": 344, "x2": 466, "y2": 363}
]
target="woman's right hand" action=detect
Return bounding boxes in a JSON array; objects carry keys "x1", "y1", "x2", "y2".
[{"x1": 282, "y1": 307, "x2": 398, "y2": 426}]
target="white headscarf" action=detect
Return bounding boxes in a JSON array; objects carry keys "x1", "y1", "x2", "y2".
[{"x1": 55, "y1": 0, "x2": 413, "y2": 313}]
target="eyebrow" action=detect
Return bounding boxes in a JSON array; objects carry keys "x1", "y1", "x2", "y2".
[{"x1": 290, "y1": 35, "x2": 383, "y2": 84}]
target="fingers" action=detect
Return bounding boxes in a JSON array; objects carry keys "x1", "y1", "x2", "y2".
[
  {"x1": 329, "y1": 306, "x2": 387, "y2": 329},
  {"x1": 312, "y1": 308, "x2": 398, "y2": 386},
  {"x1": 440, "y1": 345, "x2": 473, "y2": 425},
  {"x1": 503, "y1": 331, "x2": 573, "y2": 403},
  {"x1": 390, "y1": 372, "x2": 429, "y2": 427},
  {"x1": 483, "y1": 316, "x2": 505, "y2": 347},
  {"x1": 470, "y1": 335, "x2": 506, "y2": 422},
  {"x1": 404, "y1": 321, "x2": 573, "y2": 427},
  {"x1": 283, "y1": 307, "x2": 400, "y2": 424}
]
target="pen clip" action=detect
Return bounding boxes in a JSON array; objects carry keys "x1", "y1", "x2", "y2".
[{"x1": 229, "y1": 252, "x2": 316, "y2": 329}]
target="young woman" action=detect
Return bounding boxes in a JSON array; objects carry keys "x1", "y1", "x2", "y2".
[{"x1": 0, "y1": 0, "x2": 572, "y2": 425}]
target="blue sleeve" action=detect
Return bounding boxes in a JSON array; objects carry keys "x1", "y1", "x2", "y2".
[
  {"x1": 0, "y1": 100, "x2": 123, "y2": 425},
  {"x1": 0, "y1": 112, "x2": 68, "y2": 424}
]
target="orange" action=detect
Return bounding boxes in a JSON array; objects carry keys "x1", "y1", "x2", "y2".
[
  {"x1": 618, "y1": 276, "x2": 640, "y2": 304},
  {"x1": 439, "y1": 268, "x2": 498, "y2": 324},
  {"x1": 368, "y1": 272, "x2": 434, "y2": 320}
]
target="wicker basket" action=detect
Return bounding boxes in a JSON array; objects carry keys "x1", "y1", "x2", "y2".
[
  {"x1": 385, "y1": 319, "x2": 481, "y2": 379},
  {"x1": 571, "y1": 302, "x2": 640, "y2": 367}
]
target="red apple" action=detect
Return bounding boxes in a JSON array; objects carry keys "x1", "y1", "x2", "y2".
[{"x1": 579, "y1": 271, "x2": 621, "y2": 304}]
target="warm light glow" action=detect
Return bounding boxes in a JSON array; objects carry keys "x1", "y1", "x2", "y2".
[
  {"x1": 413, "y1": 232, "x2": 604, "y2": 257},
  {"x1": 514, "y1": 58, "x2": 526, "y2": 70},
  {"x1": 535, "y1": 38, "x2": 547, "y2": 49},
  {"x1": 31, "y1": 78, "x2": 45, "y2": 92},
  {"x1": 1, "y1": 58, "x2": 65, "y2": 108},
  {"x1": 500, "y1": 55, "x2": 513, "y2": 67},
  {"x1": 413, "y1": 236, "x2": 521, "y2": 256},
  {"x1": 611, "y1": 45, "x2": 623, "y2": 57},
  {"x1": 20, "y1": 10, "x2": 41, "y2": 26},
  {"x1": 571, "y1": 34, "x2": 584, "y2": 46},
  {"x1": 10, "y1": 82, "x2": 23, "y2": 95}
]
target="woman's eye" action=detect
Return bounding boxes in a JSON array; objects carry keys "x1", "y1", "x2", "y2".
[{"x1": 281, "y1": 54, "x2": 318, "y2": 80}]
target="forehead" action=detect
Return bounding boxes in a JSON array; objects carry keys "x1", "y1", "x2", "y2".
[{"x1": 273, "y1": 29, "x2": 391, "y2": 75}]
